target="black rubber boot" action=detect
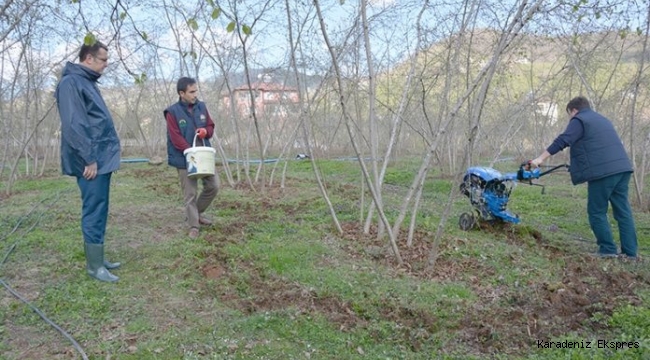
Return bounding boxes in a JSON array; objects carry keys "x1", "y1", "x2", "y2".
[{"x1": 84, "y1": 243, "x2": 119, "y2": 283}]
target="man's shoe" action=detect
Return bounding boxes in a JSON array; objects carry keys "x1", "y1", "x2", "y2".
[
  {"x1": 620, "y1": 254, "x2": 639, "y2": 261},
  {"x1": 198, "y1": 215, "x2": 213, "y2": 226},
  {"x1": 189, "y1": 227, "x2": 200, "y2": 239}
]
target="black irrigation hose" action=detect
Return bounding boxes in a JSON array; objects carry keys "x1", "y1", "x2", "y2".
[
  {"x1": 0, "y1": 279, "x2": 89, "y2": 360},
  {"x1": 0, "y1": 199, "x2": 43, "y2": 243},
  {"x1": 1, "y1": 243, "x2": 16, "y2": 266},
  {"x1": 1, "y1": 187, "x2": 89, "y2": 360},
  {"x1": 0, "y1": 188, "x2": 74, "y2": 242}
]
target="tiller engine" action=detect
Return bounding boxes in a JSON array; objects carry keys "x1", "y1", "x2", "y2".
[{"x1": 458, "y1": 162, "x2": 568, "y2": 230}]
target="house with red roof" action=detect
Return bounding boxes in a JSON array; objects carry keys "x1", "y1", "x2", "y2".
[{"x1": 222, "y1": 77, "x2": 300, "y2": 118}]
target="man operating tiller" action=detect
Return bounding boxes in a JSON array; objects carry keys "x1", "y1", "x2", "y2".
[{"x1": 531, "y1": 96, "x2": 638, "y2": 260}]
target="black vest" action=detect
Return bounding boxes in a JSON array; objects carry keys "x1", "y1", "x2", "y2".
[
  {"x1": 569, "y1": 109, "x2": 633, "y2": 184},
  {"x1": 164, "y1": 101, "x2": 212, "y2": 169}
]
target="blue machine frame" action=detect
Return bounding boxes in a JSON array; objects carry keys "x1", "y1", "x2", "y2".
[{"x1": 459, "y1": 163, "x2": 567, "y2": 230}]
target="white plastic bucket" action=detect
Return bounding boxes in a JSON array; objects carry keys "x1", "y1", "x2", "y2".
[{"x1": 183, "y1": 135, "x2": 216, "y2": 179}]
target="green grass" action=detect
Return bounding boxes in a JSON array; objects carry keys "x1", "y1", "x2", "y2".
[{"x1": 1, "y1": 160, "x2": 650, "y2": 359}]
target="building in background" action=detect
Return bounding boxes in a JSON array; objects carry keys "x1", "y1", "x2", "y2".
[
  {"x1": 535, "y1": 99, "x2": 559, "y2": 125},
  {"x1": 222, "y1": 74, "x2": 300, "y2": 119}
]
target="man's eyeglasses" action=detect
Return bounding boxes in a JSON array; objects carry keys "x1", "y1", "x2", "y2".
[{"x1": 94, "y1": 56, "x2": 108, "y2": 63}]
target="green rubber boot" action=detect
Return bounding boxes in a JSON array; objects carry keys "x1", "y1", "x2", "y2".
[
  {"x1": 84, "y1": 243, "x2": 119, "y2": 283},
  {"x1": 104, "y1": 259, "x2": 121, "y2": 270}
]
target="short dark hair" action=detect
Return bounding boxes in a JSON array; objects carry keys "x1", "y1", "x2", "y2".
[
  {"x1": 177, "y1": 77, "x2": 197, "y2": 94},
  {"x1": 566, "y1": 96, "x2": 591, "y2": 113},
  {"x1": 78, "y1": 41, "x2": 108, "y2": 62}
]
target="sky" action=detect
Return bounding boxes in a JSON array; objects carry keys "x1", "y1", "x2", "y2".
[{"x1": 1, "y1": 0, "x2": 647, "y2": 89}]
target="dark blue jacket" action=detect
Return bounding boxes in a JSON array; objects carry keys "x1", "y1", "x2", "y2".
[
  {"x1": 55, "y1": 62, "x2": 121, "y2": 177},
  {"x1": 567, "y1": 109, "x2": 633, "y2": 184},
  {"x1": 164, "y1": 101, "x2": 213, "y2": 168}
]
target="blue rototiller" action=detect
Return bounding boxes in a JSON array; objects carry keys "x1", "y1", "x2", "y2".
[{"x1": 458, "y1": 162, "x2": 568, "y2": 230}]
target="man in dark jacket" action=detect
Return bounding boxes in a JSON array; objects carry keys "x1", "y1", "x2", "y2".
[
  {"x1": 55, "y1": 41, "x2": 121, "y2": 282},
  {"x1": 164, "y1": 77, "x2": 218, "y2": 239},
  {"x1": 531, "y1": 96, "x2": 637, "y2": 259}
]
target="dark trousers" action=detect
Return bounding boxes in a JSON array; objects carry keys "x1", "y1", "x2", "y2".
[
  {"x1": 587, "y1": 171, "x2": 637, "y2": 256},
  {"x1": 77, "y1": 173, "x2": 112, "y2": 245}
]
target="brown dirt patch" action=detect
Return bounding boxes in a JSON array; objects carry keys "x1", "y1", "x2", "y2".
[
  {"x1": 198, "y1": 252, "x2": 363, "y2": 331},
  {"x1": 456, "y1": 258, "x2": 647, "y2": 355},
  {"x1": 337, "y1": 221, "x2": 495, "y2": 282},
  {"x1": 193, "y1": 184, "x2": 649, "y2": 356},
  {"x1": 198, "y1": 258, "x2": 441, "y2": 352},
  {"x1": 125, "y1": 167, "x2": 179, "y2": 197},
  {"x1": 334, "y1": 221, "x2": 649, "y2": 355},
  {"x1": 192, "y1": 207, "x2": 446, "y2": 352}
]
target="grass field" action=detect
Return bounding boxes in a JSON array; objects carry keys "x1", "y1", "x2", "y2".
[{"x1": 1, "y1": 159, "x2": 649, "y2": 359}]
